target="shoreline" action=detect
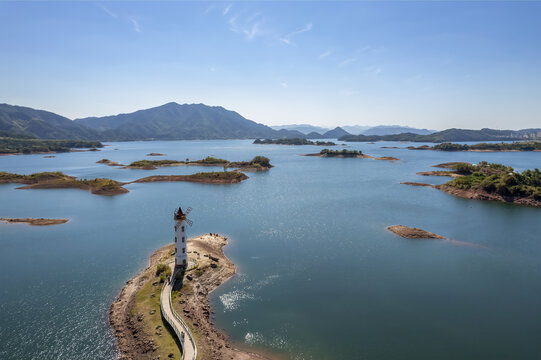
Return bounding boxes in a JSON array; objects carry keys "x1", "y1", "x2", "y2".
[
  {"x1": 401, "y1": 182, "x2": 541, "y2": 207},
  {"x1": 110, "y1": 235, "x2": 275, "y2": 360}
]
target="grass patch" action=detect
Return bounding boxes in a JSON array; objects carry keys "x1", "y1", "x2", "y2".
[{"x1": 133, "y1": 271, "x2": 182, "y2": 359}]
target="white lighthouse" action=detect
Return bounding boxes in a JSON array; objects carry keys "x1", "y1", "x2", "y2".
[{"x1": 174, "y1": 207, "x2": 188, "y2": 269}]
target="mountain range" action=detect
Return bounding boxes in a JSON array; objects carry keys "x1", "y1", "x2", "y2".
[
  {"x1": 272, "y1": 124, "x2": 435, "y2": 136},
  {"x1": 340, "y1": 128, "x2": 541, "y2": 142},
  {"x1": 1, "y1": 102, "x2": 540, "y2": 142}
]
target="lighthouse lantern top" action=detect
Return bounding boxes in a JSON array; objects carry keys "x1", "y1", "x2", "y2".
[{"x1": 174, "y1": 207, "x2": 186, "y2": 221}]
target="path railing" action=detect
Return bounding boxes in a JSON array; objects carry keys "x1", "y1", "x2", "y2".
[{"x1": 160, "y1": 268, "x2": 197, "y2": 360}]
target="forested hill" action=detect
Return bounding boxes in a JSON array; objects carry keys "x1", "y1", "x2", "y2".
[
  {"x1": 340, "y1": 128, "x2": 541, "y2": 142},
  {"x1": 74, "y1": 102, "x2": 283, "y2": 141},
  {"x1": 0, "y1": 102, "x2": 305, "y2": 141},
  {"x1": 0, "y1": 104, "x2": 101, "y2": 140}
]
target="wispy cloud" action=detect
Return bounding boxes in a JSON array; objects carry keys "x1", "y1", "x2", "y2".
[
  {"x1": 339, "y1": 58, "x2": 356, "y2": 67},
  {"x1": 223, "y1": 4, "x2": 232, "y2": 16},
  {"x1": 319, "y1": 50, "x2": 333, "y2": 59},
  {"x1": 280, "y1": 22, "x2": 313, "y2": 46},
  {"x1": 98, "y1": 4, "x2": 117, "y2": 19},
  {"x1": 129, "y1": 17, "x2": 141, "y2": 33},
  {"x1": 228, "y1": 14, "x2": 263, "y2": 40}
]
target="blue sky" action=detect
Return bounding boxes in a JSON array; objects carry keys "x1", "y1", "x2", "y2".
[{"x1": 1, "y1": 1, "x2": 540, "y2": 130}]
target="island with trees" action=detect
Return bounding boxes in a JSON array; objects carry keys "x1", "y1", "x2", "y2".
[
  {"x1": 253, "y1": 138, "x2": 336, "y2": 146},
  {"x1": 404, "y1": 162, "x2": 541, "y2": 207},
  {"x1": 304, "y1": 148, "x2": 399, "y2": 161},
  {"x1": 133, "y1": 171, "x2": 248, "y2": 185},
  {"x1": 0, "y1": 135, "x2": 103, "y2": 155},
  {"x1": 123, "y1": 156, "x2": 272, "y2": 171},
  {"x1": 408, "y1": 141, "x2": 541, "y2": 152}
]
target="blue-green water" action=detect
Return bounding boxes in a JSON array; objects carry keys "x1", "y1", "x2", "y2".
[{"x1": 1, "y1": 140, "x2": 540, "y2": 359}]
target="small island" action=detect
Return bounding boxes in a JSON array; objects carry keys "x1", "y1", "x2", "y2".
[
  {"x1": 134, "y1": 171, "x2": 248, "y2": 185},
  {"x1": 0, "y1": 171, "x2": 129, "y2": 195},
  {"x1": 253, "y1": 138, "x2": 336, "y2": 146},
  {"x1": 146, "y1": 152, "x2": 167, "y2": 156},
  {"x1": 96, "y1": 158, "x2": 124, "y2": 167},
  {"x1": 404, "y1": 162, "x2": 541, "y2": 207},
  {"x1": 304, "y1": 149, "x2": 399, "y2": 161},
  {"x1": 0, "y1": 217, "x2": 69, "y2": 226},
  {"x1": 0, "y1": 136, "x2": 103, "y2": 155},
  {"x1": 124, "y1": 155, "x2": 273, "y2": 171},
  {"x1": 408, "y1": 141, "x2": 541, "y2": 152},
  {"x1": 110, "y1": 235, "x2": 270, "y2": 360},
  {"x1": 387, "y1": 225, "x2": 445, "y2": 239}
]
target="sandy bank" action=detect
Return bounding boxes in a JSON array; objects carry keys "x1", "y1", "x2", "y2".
[
  {"x1": 387, "y1": 225, "x2": 445, "y2": 239},
  {"x1": 0, "y1": 217, "x2": 69, "y2": 226}
]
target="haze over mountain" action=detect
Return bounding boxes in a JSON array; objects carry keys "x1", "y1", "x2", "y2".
[
  {"x1": 271, "y1": 124, "x2": 331, "y2": 135},
  {"x1": 362, "y1": 125, "x2": 435, "y2": 136},
  {"x1": 272, "y1": 124, "x2": 434, "y2": 136}
]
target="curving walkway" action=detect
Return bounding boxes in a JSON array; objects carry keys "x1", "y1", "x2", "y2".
[{"x1": 160, "y1": 264, "x2": 197, "y2": 360}]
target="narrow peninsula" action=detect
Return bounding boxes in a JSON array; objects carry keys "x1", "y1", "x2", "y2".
[{"x1": 110, "y1": 235, "x2": 271, "y2": 360}]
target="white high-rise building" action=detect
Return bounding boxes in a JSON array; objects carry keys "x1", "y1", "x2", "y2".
[{"x1": 174, "y1": 207, "x2": 188, "y2": 269}]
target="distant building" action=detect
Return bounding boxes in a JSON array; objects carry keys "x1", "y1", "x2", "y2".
[{"x1": 174, "y1": 207, "x2": 188, "y2": 269}]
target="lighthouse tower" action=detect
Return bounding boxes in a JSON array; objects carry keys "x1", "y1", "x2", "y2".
[{"x1": 174, "y1": 207, "x2": 188, "y2": 269}]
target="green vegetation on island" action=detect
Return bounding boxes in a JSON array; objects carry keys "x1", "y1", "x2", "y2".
[
  {"x1": 0, "y1": 171, "x2": 128, "y2": 195},
  {"x1": 443, "y1": 162, "x2": 541, "y2": 200},
  {"x1": 0, "y1": 136, "x2": 103, "y2": 154},
  {"x1": 253, "y1": 138, "x2": 336, "y2": 146},
  {"x1": 320, "y1": 149, "x2": 362, "y2": 157},
  {"x1": 427, "y1": 141, "x2": 541, "y2": 151},
  {"x1": 407, "y1": 162, "x2": 541, "y2": 206}
]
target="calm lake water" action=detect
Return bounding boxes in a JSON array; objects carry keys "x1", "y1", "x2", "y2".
[{"x1": 1, "y1": 140, "x2": 541, "y2": 360}]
